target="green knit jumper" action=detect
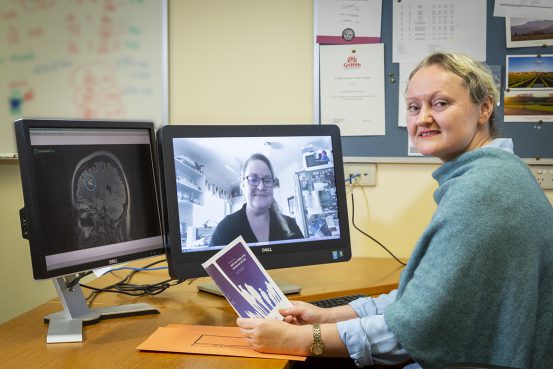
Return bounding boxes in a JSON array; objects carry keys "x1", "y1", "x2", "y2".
[{"x1": 385, "y1": 148, "x2": 553, "y2": 369}]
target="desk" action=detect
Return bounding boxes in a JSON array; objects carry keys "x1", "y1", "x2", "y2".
[{"x1": 0, "y1": 258, "x2": 402, "y2": 369}]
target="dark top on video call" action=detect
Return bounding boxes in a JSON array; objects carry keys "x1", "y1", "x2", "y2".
[{"x1": 210, "y1": 204, "x2": 304, "y2": 246}]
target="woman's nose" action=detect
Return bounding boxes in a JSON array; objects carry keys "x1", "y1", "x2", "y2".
[{"x1": 417, "y1": 106, "x2": 433, "y2": 126}]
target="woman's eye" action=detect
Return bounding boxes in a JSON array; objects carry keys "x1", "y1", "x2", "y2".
[
  {"x1": 434, "y1": 100, "x2": 448, "y2": 108},
  {"x1": 407, "y1": 104, "x2": 419, "y2": 113}
]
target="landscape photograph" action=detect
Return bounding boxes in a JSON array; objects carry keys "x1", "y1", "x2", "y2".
[
  {"x1": 507, "y1": 54, "x2": 553, "y2": 89},
  {"x1": 507, "y1": 18, "x2": 553, "y2": 47},
  {"x1": 504, "y1": 90, "x2": 553, "y2": 122}
]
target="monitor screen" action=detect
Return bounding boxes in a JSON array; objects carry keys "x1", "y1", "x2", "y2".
[
  {"x1": 15, "y1": 119, "x2": 164, "y2": 280},
  {"x1": 157, "y1": 124, "x2": 351, "y2": 280}
]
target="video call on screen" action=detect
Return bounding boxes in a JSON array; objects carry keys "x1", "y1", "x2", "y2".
[{"x1": 171, "y1": 135, "x2": 342, "y2": 252}]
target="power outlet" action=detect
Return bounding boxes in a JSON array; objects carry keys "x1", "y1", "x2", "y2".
[
  {"x1": 530, "y1": 165, "x2": 553, "y2": 190},
  {"x1": 344, "y1": 163, "x2": 376, "y2": 186}
]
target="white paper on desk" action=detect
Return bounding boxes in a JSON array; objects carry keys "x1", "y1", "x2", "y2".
[
  {"x1": 392, "y1": 0, "x2": 487, "y2": 63},
  {"x1": 202, "y1": 236, "x2": 292, "y2": 320},
  {"x1": 316, "y1": 0, "x2": 382, "y2": 44},
  {"x1": 320, "y1": 43, "x2": 385, "y2": 136},
  {"x1": 494, "y1": 0, "x2": 553, "y2": 20}
]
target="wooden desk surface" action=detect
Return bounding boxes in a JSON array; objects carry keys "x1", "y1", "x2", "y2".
[{"x1": 0, "y1": 257, "x2": 403, "y2": 369}]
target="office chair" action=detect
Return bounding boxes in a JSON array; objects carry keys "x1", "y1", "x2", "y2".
[{"x1": 440, "y1": 363, "x2": 520, "y2": 369}]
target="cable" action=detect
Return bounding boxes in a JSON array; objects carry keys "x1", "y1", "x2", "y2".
[
  {"x1": 65, "y1": 270, "x2": 93, "y2": 290},
  {"x1": 81, "y1": 258, "x2": 186, "y2": 304},
  {"x1": 345, "y1": 173, "x2": 361, "y2": 184},
  {"x1": 108, "y1": 266, "x2": 168, "y2": 272},
  {"x1": 81, "y1": 278, "x2": 185, "y2": 298},
  {"x1": 348, "y1": 183, "x2": 406, "y2": 267}
]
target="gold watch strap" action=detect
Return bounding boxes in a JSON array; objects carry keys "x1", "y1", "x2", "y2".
[{"x1": 310, "y1": 323, "x2": 325, "y2": 356}]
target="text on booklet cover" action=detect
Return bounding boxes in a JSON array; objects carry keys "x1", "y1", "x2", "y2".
[{"x1": 202, "y1": 236, "x2": 292, "y2": 319}]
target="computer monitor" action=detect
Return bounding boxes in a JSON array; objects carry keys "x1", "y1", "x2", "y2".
[
  {"x1": 157, "y1": 124, "x2": 351, "y2": 293},
  {"x1": 15, "y1": 118, "x2": 164, "y2": 343}
]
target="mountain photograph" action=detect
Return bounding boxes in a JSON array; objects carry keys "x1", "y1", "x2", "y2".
[{"x1": 510, "y1": 18, "x2": 553, "y2": 41}]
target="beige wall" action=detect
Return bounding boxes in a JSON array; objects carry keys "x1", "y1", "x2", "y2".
[
  {"x1": 0, "y1": 161, "x2": 56, "y2": 324},
  {"x1": 1, "y1": 0, "x2": 552, "y2": 324},
  {"x1": 168, "y1": 0, "x2": 314, "y2": 124}
]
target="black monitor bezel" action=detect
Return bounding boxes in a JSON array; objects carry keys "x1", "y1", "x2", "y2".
[
  {"x1": 157, "y1": 124, "x2": 351, "y2": 280},
  {"x1": 15, "y1": 118, "x2": 165, "y2": 280}
]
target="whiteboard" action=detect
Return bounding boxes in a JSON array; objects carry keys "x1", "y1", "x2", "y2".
[{"x1": 0, "y1": 0, "x2": 168, "y2": 157}]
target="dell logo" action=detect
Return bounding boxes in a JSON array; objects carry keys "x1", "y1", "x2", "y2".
[
  {"x1": 108, "y1": 258, "x2": 118, "y2": 265},
  {"x1": 261, "y1": 247, "x2": 272, "y2": 252}
]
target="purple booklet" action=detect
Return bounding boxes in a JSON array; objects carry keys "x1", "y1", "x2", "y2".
[{"x1": 202, "y1": 236, "x2": 293, "y2": 319}]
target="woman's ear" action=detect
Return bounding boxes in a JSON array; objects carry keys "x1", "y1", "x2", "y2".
[{"x1": 478, "y1": 96, "x2": 494, "y2": 126}]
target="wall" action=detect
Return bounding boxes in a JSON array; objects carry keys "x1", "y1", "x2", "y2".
[
  {"x1": 0, "y1": 161, "x2": 55, "y2": 323},
  {"x1": 1, "y1": 0, "x2": 552, "y2": 324},
  {"x1": 168, "y1": 0, "x2": 313, "y2": 124}
]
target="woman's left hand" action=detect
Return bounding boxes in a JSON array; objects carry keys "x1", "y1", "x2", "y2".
[{"x1": 237, "y1": 317, "x2": 311, "y2": 356}]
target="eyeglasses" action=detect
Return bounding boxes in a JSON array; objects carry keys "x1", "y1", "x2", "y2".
[{"x1": 244, "y1": 175, "x2": 275, "y2": 188}]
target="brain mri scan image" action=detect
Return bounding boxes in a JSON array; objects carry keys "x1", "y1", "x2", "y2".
[{"x1": 71, "y1": 151, "x2": 131, "y2": 249}]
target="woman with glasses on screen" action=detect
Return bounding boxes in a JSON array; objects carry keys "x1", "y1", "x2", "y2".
[{"x1": 210, "y1": 153, "x2": 303, "y2": 247}]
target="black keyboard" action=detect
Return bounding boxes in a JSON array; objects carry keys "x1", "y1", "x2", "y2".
[{"x1": 310, "y1": 294, "x2": 368, "y2": 308}]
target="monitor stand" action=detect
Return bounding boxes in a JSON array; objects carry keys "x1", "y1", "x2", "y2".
[
  {"x1": 44, "y1": 275, "x2": 159, "y2": 344},
  {"x1": 197, "y1": 278, "x2": 301, "y2": 297}
]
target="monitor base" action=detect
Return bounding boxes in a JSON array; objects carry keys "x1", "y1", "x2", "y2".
[
  {"x1": 44, "y1": 276, "x2": 159, "y2": 344},
  {"x1": 197, "y1": 279, "x2": 301, "y2": 296}
]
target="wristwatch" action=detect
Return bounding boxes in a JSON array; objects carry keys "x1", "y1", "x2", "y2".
[{"x1": 310, "y1": 324, "x2": 325, "y2": 356}]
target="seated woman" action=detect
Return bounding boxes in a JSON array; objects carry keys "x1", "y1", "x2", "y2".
[
  {"x1": 235, "y1": 52, "x2": 553, "y2": 368},
  {"x1": 210, "y1": 153, "x2": 303, "y2": 246}
]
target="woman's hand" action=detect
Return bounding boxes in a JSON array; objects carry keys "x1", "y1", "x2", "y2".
[
  {"x1": 237, "y1": 316, "x2": 350, "y2": 357},
  {"x1": 279, "y1": 300, "x2": 358, "y2": 325},
  {"x1": 279, "y1": 301, "x2": 327, "y2": 325},
  {"x1": 237, "y1": 317, "x2": 311, "y2": 355}
]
